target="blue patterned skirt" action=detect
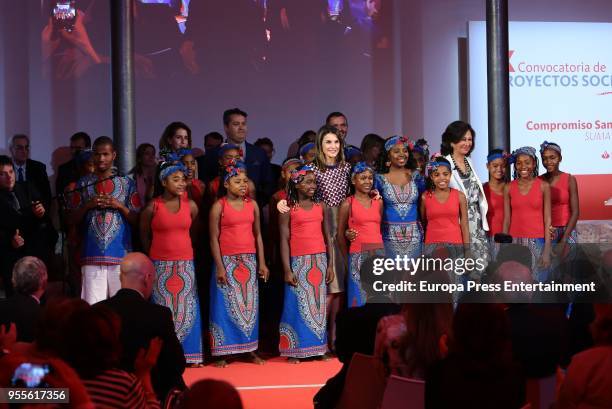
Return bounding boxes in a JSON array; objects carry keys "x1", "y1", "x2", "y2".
[
  {"x1": 381, "y1": 221, "x2": 423, "y2": 258},
  {"x1": 347, "y1": 249, "x2": 385, "y2": 308},
  {"x1": 209, "y1": 254, "x2": 259, "y2": 356},
  {"x1": 152, "y1": 260, "x2": 203, "y2": 364},
  {"x1": 511, "y1": 237, "x2": 550, "y2": 283},
  {"x1": 279, "y1": 253, "x2": 328, "y2": 358}
]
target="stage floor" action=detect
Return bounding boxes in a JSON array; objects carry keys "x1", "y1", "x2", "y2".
[{"x1": 184, "y1": 357, "x2": 342, "y2": 409}]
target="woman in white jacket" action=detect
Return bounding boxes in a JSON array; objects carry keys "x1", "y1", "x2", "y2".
[{"x1": 441, "y1": 121, "x2": 489, "y2": 263}]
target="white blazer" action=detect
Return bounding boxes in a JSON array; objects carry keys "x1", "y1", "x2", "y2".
[{"x1": 444, "y1": 154, "x2": 489, "y2": 231}]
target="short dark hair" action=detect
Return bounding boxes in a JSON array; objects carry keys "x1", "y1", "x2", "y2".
[
  {"x1": 325, "y1": 112, "x2": 347, "y2": 125},
  {"x1": 0, "y1": 155, "x2": 13, "y2": 167},
  {"x1": 70, "y1": 132, "x2": 91, "y2": 147},
  {"x1": 223, "y1": 108, "x2": 248, "y2": 126},
  {"x1": 254, "y1": 137, "x2": 274, "y2": 148},
  {"x1": 92, "y1": 136, "x2": 115, "y2": 151},
  {"x1": 9, "y1": 134, "x2": 29, "y2": 149},
  {"x1": 204, "y1": 132, "x2": 223, "y2": 143},
  {"x1": 298, "y1": 130, "x2": 316, "y2": 146},
  {"x1": 440, "y1": 121, "x2": 475, "y2": 156}
]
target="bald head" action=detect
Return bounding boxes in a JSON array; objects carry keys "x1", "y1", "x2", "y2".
[{"x1": 120, "y1": 252, "x2": 155, "y2": 298}]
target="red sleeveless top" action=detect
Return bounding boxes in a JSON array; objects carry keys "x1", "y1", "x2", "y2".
[
  {"x1": 348, "y1": 197, "x2": 383, "y2": 253},
  {"x1": 424, "y1": 189, "x2": 463, "y2": 244},
  {"x1": 483, "y1": 183, "x2": 505, "y2": 237},
  {"x1": 150, "y1": 197, "x2": 193, "y2": 260},
  {"x1": 183, "y1": 179, "x2": 205, "y2": 209},
  {"x1": 290, "y1": 203, "x2": 326, "y2": 257},
  {"x1": 219, "y1": 198, "x2": 256, "y2": 255},
  {"x1": 545, "y1": 172, "x2": 571, "y2": 227},
  {"x1": 509, "y1": 178, "x2": 544, "y2": 238}
]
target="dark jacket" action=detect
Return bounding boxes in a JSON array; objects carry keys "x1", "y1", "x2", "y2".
[{"x1": 98, "y1": 288, "x2": 186, "y2": 400}]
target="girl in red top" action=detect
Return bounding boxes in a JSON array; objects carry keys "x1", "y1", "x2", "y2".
[
  {"x1": 140, "y1": 161, "x2": 203, "y2": 365},
  {"x1": 420, "y1": 156, "x2": 469, "y2": 245},
  {"x1": 483, "y1": 149, "x2": 510, "y2": 239},
  {"x1": 503, "y1": 146, "x2": 552, "y2": 281},
  {"x1": 337, "y1": 162, "x2": 383, "y2": 308},
  {"x1": 539, "y1": 141, "x2": 579, "y2": 258},
  {"x1": 209, "y1": 161, "x2": 269, "y2": 367},
  {"x1": 279, "y1": 165, "x2": 334, "y2": 362}
]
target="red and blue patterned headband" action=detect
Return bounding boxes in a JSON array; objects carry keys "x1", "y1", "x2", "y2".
[
  {"x1": 289, "y1": 164, "x2": 314, "y2": 184},
  {"x1": 486, "y1": 150, "x2": 512, "y2": 164},
  {"x1": 384, "y1": 135, "x2": 414, "y2": 152},
  {"x1": 426, "y1": 153, "x2": 451, "y2": 175},
  {"x1": 351, "y1": 161, "x2": 374, "y2": 177},
  {"x1": 159, "y1": 162, "x2": 188, "y2": 182},
  {"x1": 224, "y1": 160, "x2": 247, "y2": 182},
  {"x1": 539, "y1": 141, "x2": 561, "y2": 155}
]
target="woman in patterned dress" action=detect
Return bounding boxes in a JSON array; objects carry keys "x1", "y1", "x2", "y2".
[
  {"x1": 441, "y1": 121, "x2": 490, "y2": 270},
  {"x1": 208, "y1": 161, "x2": 269, "y2": 367},
  {"x1": 140, "y1": 161, "x2": 203, "y2": 365},
  {"x1": 375, "y1": 135, "x2": 426, "y2": 258}
]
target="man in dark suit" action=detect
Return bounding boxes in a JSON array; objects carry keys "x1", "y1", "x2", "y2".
[
  {"x1": 9, "y1": 135, "x2": 52, "y2": 210},
  {"x1": 0, "y1": 256, "x2": 47, "y2": 342},
  {"x1": 314, "y1": 256, "x2": 401, "y2": 409},
  {"x1": 98, "y1": 252, "x2": 186, "y2": 401},
  {"x1": 55, "y1": 132, "x2": 91, "y2": 195},
  {"x1": 0, "y1": 156, "x2": 23, "y2": 296},
  {"x1": 197, "y1": 108, "x2": 273, "y2": 206}
]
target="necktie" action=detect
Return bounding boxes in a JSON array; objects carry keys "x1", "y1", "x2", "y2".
[
  {"x1": 17, "y1": 167, "x2": 24, "y2": 183},
  {"x1": 9, "y1": 191, "x2": 20, "y2": 212}
]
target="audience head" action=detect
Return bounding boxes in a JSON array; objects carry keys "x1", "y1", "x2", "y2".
[
  {"x1": 9, "y1": 134, "x2": 30, "y2": 165},
  {"x1": 0, "y1": 155, "x2": 15, "y2": 191},
  {"x1": 325, "y1": 112, "x2": 348, "y2": 140},
  {"x1": 120, "y1": 252, "x2": 156, "y2": 299},
  {"x1": 360, "y1": 133, "x2": 384, "y2": 169},
  {"x1": 69, "y1": 132, "x2": 92, "y2": 157},
  {"x1": 440, "y1": 121, "x2": 475, "y2": 157},
  {"x1": 315, "y1": 125, "x2": 345, "y2": 168},
  {"x1": 62, "y1": 304, "x2": 122, "y2": 379},
  {"x1": 491, "y1": 261, "x2": 534, "y2": 303},
  {"x1": 160, "y1": 122, "x2": 192, "y2": 152},
  {"x1": 179, "y1": 379, "x2": 243, "y2": 409},
  {"x1": 223, "y1": 108, "x2": 248, "y2": 145},
  {"x1": 398, "y1": 303, "x2": 454, "y2": 377},
  {"x1": 254, "y1": 137, "x2": 275, "y2": 161},
  {"x1": 451, "y1": 304, "x2": 511, "y2": 362},
  {"x1": 12, "y1": 256, "x2": 48, "y2": 299},
  {"x1": 92, "y1": 136, "x2": 116, "y2": 174},
  {"x1": 36, "y1": 298, "x2": 89, "y2": 355},
  {"x1": 592, "y1": 304, "x2": 612, "y2": 345},
  {"x1": 204, "y1": 131, "x2": 224, "y2": 152},
  {"x1": 495, "y1": 243, "x2": 533, "y2": 271}
]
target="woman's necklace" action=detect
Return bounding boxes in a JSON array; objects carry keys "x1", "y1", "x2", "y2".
[{"x1": 451, "y1": 156, "x2": 471, "y2": 178}]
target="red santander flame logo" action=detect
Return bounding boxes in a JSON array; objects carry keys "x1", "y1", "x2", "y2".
[
  {"x1": 508, "y1": 50, "x2": 515, "y2": 73},
  {"x1": 602, "y1": 151, "x2": 610, "y2": 159}
]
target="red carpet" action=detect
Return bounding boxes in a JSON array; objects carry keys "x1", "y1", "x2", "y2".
[{"x1": 183, "y1": 357, "x2": 342, "y2": 409}]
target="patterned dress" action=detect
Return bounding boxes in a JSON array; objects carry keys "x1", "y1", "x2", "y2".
[
  {"x1": 149, "y1": 197, "x2": 203, "y2": 363},
  {"x1": 453, "y1": 161, "x2": 489, "y2": 267},
  {"x1": 374, "y1": 172, "x2": 425, "y2": 257},
  {"x1": 279, "y1": 204, "x2": 328, "y2": 358},
  {"x1": 313, "y1": 162, "x2": 351, "y2": 293},
  {"x1": 209, "y1": 198, "x2": 260, "y2": 356}
]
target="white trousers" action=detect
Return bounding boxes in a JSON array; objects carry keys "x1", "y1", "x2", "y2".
[{"x1": 81, "y1": 265, "x2": 121, "y2": 304}]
